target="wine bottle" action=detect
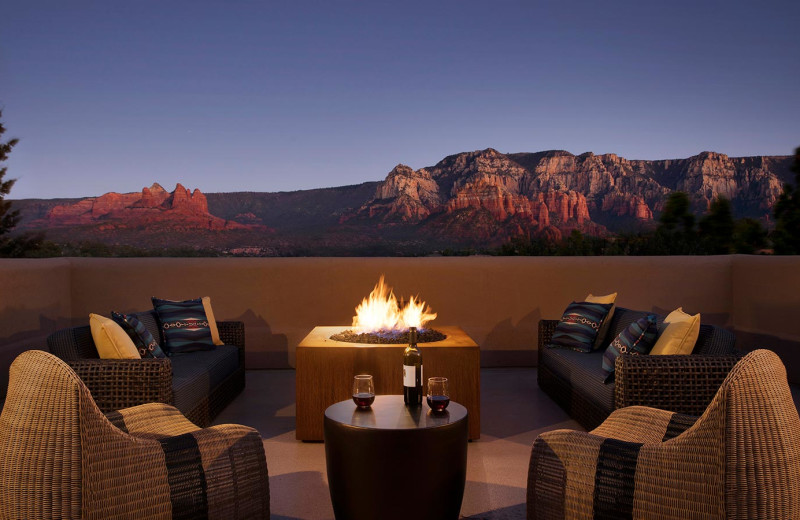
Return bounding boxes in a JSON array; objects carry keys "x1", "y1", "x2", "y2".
[{"x1": 403, "y1": 327, "x2": 423, "y2": 406}]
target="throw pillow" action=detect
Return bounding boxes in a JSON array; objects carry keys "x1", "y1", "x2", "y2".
[
  {"x1": 650, "y1": 307, "x2": 701, "y2": 355},
  {"x1": 202, "y1": 296, "x2": 224, "y2": 346},
  {"x1": 89, "y1": 313, "x2": 141, "y2": 359},
  {"x1": 111, "y1": 311, "x2": 167, "y2": 358},
  {"x1": 601, "y1": 314, "x2": 658, "y2": 383},
  {"x1": 550, "y1": 301, "x2": 614, "y2": 353},
  {"x1": 151, "y1": 297, "x2": 215, "y2": 355},
  {"x1": 586, "y1": 292, "x2": 618, "y2": 350}
]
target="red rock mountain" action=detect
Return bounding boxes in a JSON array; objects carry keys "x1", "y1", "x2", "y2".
[
  {"x1": 37, "y1": 183, "x2": 250, "y2": 231},
  {"x1": 12, "y1": 148, "x2": 792, "y2": 253},
  {"x1": 346, "y1": 148, "x2": 792, "y2": 242}
]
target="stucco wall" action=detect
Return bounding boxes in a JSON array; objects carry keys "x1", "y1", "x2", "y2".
[
  {"x1": 0, "y1": 258, "x2": 72, "y2": 394},
  {"x1": 1, "y1": 256, "x2": 798, "y2": 390}
]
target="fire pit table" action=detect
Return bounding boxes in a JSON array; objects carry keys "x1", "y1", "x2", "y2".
[{"x1": 296, "y1": 326, "x2": 480, "y2": 440}]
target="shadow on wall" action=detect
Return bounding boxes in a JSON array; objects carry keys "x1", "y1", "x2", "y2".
[
  {"x1": 234, "y1": 309, "x2": 290, "y2": 369},
  {"x1": 0, "y1": 310, "x2": 73, "y2": 400},
  {"x1": 482, "y1": 309, "x2": 541, "y2": 367}
]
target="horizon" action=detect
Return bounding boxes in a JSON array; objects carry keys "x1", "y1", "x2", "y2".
[
  {"x1": 8, "y1": 146, "x2": 794, "y2": 201},
  {"x1": 2, "y1": 1, "x2": 799, "y2": 199}
]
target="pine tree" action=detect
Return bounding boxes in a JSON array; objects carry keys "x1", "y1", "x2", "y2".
[
  {"x1": 773, "y1": 147, "x2": 800, "y2": 254},
  {"x1": 698, "y1": 196, "x2": 734, "y2": 254},
  {"x1": 0, "y1": 110, "x2": 21, "y2": 242}
]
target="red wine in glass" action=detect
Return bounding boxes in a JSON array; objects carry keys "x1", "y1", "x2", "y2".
[
  {"x1": 353, "y1": 392, "x2": 375, "y2": 408},
  {"x1": 427, "y1": 395, "x2": 450, "y2": 412}
]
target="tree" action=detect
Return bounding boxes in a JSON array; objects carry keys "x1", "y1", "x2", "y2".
[
  {"x1": 773, "y1": 147, "x2": 800, "y2": 254},
  {"x1": 733, "y1": 218, "x2": 767, "y2": 254},
  {"x1": 656, "y1": 191, "x2": 698, "y2": 254},
  {"x1": 0, "y1": 110, "x2": 20, "y2": 243},
  {"x1": 698, "y1": 196, "x2": 734, "y2": 254}
]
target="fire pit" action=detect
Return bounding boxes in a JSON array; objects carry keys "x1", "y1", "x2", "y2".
[
  {"x1": 295, "y1": 276, "x2": 481, "y2": 441},
  {"x1": 329, "y1": 276, "x2": 446, "y2": 344}
]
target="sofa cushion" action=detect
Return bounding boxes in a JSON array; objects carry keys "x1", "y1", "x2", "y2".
[
  {"x1": 171, "y1": 345, "x2": 240, "y2": 415},
  {"x1": 111, "y1": 311, "x2": 167, "y2": 358},
  {"x1": 551, "y1": 301, "x2": 614, "y2": 352},
  {"x1": 152, "y1": 297, "x2": 215, "y2": 355},
  {"x1": 540, "y1": 346, "x2": 614, "y2": 411},
  {"x1": 601, "y1": 315, "x2": 658, "y2": 382},
  {"x1": 585, "y1": 292, "x2": 617, "y2": 350},
  {"x1": 89, "y1": 313, "x2": 140, "y2": 359},
  {"x1": 651, "y1": 308, "x2": 701, "y2": 355}
]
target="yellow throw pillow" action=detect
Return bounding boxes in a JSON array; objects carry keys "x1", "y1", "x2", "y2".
[
  {"x1": 650, "y1": 308, "x2": 701, "y2": 355},
  {"x1": 89, "y1": 313, "x2": 140, "y2": 359},
  {"x1": 202, "y1": 296, "x2": 224, "y2": 346},
  {"x1": 586, "y1": 292, "x2": 617, "y2": 350}
]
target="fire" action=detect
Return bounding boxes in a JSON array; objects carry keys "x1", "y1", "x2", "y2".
[{"x1": 352, "y1": 276, "x2": 437, "y2": 333}]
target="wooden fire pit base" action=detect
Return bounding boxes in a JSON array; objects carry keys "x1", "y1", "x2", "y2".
[{"x1": 296, "y1": 326, "x2": 480, "y2": 441}]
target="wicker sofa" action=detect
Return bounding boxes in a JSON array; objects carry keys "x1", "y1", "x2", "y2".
[
  {"x1": 47, "y1": 310, "x2": 245, "y2": 427},
  {"x1": 538, "y1": 307, "x2": 739, "y2": 430}
]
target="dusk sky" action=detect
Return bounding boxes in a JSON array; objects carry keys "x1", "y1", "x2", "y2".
[{"x1": 2, "y1": 1, "x2": 798, "y2": 199}]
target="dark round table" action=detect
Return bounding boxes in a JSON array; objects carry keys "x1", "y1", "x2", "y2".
[{"x1": 324, "y1": 395, "x2": 468, "y2": 520}]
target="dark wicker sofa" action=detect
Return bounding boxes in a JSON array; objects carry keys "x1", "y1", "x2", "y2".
[
  {"x1": 538, "y1": 307, "x2": 739, "y2": 430},
  {"x1": 47, "y1": 310, "x2": 245, "y2": 427}
]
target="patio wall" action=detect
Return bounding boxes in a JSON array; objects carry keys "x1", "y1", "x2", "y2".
[{"x1": 1, "y1": 255, "x2": 799, "y2": 395}]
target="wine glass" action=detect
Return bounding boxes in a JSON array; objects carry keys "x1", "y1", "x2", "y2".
[
  {"x1": 426, "y1": 377, "x2": 449, "y2": 412},
  {"x1": 352, "y1": 374, "x2": 375, "y2": 408}
]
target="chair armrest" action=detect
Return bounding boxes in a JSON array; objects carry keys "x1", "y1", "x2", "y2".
[
  {"x1": 217, "y1": 320, "x2": 245, "y2": 349},
  {"x1": 538, "y1": 319, "x2": 559, "y2": 349},
  {"x1": 614, "y1": 354, "x2": 741, "y2": 415},
  {"x1": 67, "y1": 358, "x2": 173, "y2": 413}
]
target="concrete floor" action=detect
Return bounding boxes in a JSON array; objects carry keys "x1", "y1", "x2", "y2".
[{"x1": 212, "y1": 368, "x2": 584, "y2": 520}]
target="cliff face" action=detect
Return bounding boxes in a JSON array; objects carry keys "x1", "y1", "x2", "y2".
[{"x1": 36, "y1": 183, "x2": 250, "y2": 231}]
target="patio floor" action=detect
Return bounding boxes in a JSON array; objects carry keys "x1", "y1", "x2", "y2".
[{"x1": 212, "y1": 368, "x2": 584, "y2": 520}]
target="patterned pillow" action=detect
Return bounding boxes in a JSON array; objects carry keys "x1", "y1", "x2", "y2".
[
  {"x1": 550, "y1": 301, "x2": 614, "y2": 353},
  {"x1": 601, "y1": 315, "x2": 658, "y2": 383},
  {"x1": 111, "y1": 311, "x2": 167, "y2": 358},
  {"x1": 151, "y1": 297, "x2": 215, "y2": 355}
]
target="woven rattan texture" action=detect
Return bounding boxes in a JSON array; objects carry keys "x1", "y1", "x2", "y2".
[
  {"x1": 528, "y1": 350, "x2": 800, "y2": 519},
  {"x1": 0, "y1": 350, "x2": 269, "y2": 519},
  {"x1": 537, "y1": 310, "x2": 738, "y2": 429},
  {"x1": 47, "y1": 319, "x2": 246, "y2": 427},
  {"x1": 615, "y1": 354, "x2": 741, "y2": 414}
]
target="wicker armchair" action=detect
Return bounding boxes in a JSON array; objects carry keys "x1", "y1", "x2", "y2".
[
  {"x1": 527, "y1": 349, "x2": 800, "y2": 519},
  {"x1": 0, "y1": 350, "x2": 269, "y2": 520}
]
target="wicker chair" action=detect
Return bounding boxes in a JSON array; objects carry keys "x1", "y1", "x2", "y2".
[
  {"x1": 527, "y1": 349, "x2": 800, "y2": 519},
  {"x1": 0, "y1": 350, "x2": 270, "y2": 519}
]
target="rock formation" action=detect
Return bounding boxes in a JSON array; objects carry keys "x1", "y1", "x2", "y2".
[{"x1": 37, "y1": 183, "x2": 251, "y2": 231}]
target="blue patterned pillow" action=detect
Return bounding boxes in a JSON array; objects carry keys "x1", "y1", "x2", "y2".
[
  {"x1": 151, "y1": 297, "x2": 215, "y2": 355},
  {"x1": 601, "y1": 315, "x2": 658, "y2": 383},
  {"x1": 550, "y1": 301, "x2": 614, "y2": 353},
  {"x1": 111, "y1": 311, "x2": 166, "y2": 358}
]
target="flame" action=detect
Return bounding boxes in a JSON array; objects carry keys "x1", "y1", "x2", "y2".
[{"x1": 352, "y1": 276, "x2": 437, "y2": 333}]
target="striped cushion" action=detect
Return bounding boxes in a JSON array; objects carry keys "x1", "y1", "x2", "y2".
[
  {"x1": 152, "y1": 297, "x2": 215, "y2": 355},
  {"x1": 601, "y1": 315, "x2": 657, "y2": 382},
  {"x1": 111, "y1": 311, "x2": 167, "y2": 358},
  {"x1": 551, "y1": 301, "x2": 614, "y2": 353}
]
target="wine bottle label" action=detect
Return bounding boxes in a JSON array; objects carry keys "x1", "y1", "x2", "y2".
[{"x1": 403, "y1": 364, "x2": 415, "y2": 387}]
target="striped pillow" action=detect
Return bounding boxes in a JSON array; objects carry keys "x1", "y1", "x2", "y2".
[
  {"x1": 550, "y1": 301, "x2": 613, "y2": 353},
  {"x1": 601, "y1": 314, "x2": 657, "y2": 382},
  {"x1": 151, "y1": 297, "x2": 215, "y2": 355},
  {"x1": 111, "y1": 311, "x2": 167, "y2": 358}
]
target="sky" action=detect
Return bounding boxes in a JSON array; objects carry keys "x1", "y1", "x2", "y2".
[{"x1": 1, "y1": 1, "x2": 798, "y2": 199}]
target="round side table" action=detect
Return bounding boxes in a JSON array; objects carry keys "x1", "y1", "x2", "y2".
[{"x1": 324, "y1": 395, "x2": 468, "y2": 520}]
